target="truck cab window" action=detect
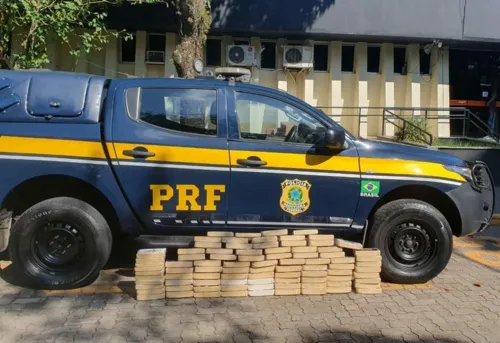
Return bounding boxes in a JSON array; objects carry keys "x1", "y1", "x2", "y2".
[
  {"x1": 138, "y1": 88, "x2": 217, "y2": 136},
  {"x1": 235, "y1": 92, "x2": 326, "y2": 145}
]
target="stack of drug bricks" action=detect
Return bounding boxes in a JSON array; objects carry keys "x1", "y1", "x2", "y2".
[
  {"x1": 327, "y1": 239, "x2": 359, "y2": 294},
  {"x1": 193, "y1": 234, "x2": 227, "y2": 298},
  {"x1": 164, "y1": 231, "x2": 279, "y2": 298},
  {"x1": 246, "y1": 232, "x2": 277, "y2": 297},
  {"x1": 220, "y1": 232, "x2": 253, "y2": 298},
  {"x1": 267, "y1": 229, "x2": 331, "y2": 296},
  {"x1": 146, "y1": 230, "x2": 384, "y2": 300},
  {"x1": 165, "y1": 259, "x2": 194, "y2": 299},
  {"x1": 353, "y1": 248, "x2": 382, "y2": 294},
  {"x1": 134, "y1": 248, "x2": 166, "y2": 301}
]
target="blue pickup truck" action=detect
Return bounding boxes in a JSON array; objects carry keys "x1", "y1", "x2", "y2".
[{"x1": 0, "y1": 69, "x2": 494, "y2": 289}]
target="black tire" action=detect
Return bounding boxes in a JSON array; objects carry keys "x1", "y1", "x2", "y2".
[
  {"x1": 367, "y1": 199, "x2": 452, "y2": 284},
  {"x1": 9, "y1": 197, "x2": 112, "y2": 289}
]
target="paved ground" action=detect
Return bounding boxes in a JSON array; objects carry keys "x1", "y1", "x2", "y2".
[{"x1": 1, "y1": 231, "x2": 500, "y2": 343}]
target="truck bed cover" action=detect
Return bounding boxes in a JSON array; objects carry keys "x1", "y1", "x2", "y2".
[{"x1": 0, "y1": 69, "x2": 109, "y2": 123}]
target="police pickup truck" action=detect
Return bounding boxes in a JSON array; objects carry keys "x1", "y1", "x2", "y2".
[{"x1": 0, "y1": 68, "x2": 494, "y2": 289}]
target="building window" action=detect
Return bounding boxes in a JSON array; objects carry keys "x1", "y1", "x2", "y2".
[
  {"x1": 261, "y1": 42, "x2": 276, "y2": 69},
  {"x1": 394, "y1": 47, "x2": 406, "y2": 74},
  {"x1": 120, "y1": 35, "x2": 136, "y2": 63},
  {"x1": 206, "y1": 39, "x2": 221, "y2": 67},
  {"x1": 314, "y1": 44, "x2": 328, "y2": 72},
  {"x1": 139, "y1": 88, "x2": 217, "y2": 136},
  {"x1": 341, "y1": 45, "x2": 354, "y2": 72},
  {"x1": 146, "y1": 33, "x2": 166, "y2": 64},
  {"x1": 233, "y1": 39, "x2": 250, "y2": 46},
  {"x1": 367, "y1": 46, "x2": 380, "y2": 73},
  {"x1": 420, "y1": 49, "x2": 431, "y2": 75},
  {"x1": 147, "y1": 33, "x2": 166, "y2": 52}
]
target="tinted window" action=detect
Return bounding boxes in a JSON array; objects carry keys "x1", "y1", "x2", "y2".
[
  {"x1": 341, "y1": 45, "x2": 354, "y2": 72},
  {"x1": 420, "y1": 49, "x2": 431, "y2": 75},
  {"x1": 147, "y1": 34, "x2": 166, "y2": 51},
  {"x1": 206, "y1": 39, "x2": 221, "y2": 66},
  {"x1": 234, "y1": 40, "x2": 249, "y2": 46},
  {"x1": 139, "y1": 88, "x2": 217, "y2": 136},
  {"x1": 368, "y1": 46, "x2": 380, "y2": 73},
  {"x1": 261, "y1": 42, "x2": 276, "y2": 69},
  {"x1": 394, "y1": 47, "x2": 406, "y2": 74},
  {"x1": 121, "y1": 36, "x2": 136, "y2": 63},
  {"x1": 235, "y1": 92, "x2": 326, "y2": 145},
  {"x1": 314, "y1": 44, "x2": 329, "y2": 72}
]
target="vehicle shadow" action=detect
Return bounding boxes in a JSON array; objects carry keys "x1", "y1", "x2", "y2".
[
  {"x1": 0, "y1": 262, "x2": 35, "y2": 289},
  {"x1": 0, "y1": 234, "x2": 180, "y2": 290},
  {"x1": 0, "y1": 235, "x2": 145, "y2": 289}
]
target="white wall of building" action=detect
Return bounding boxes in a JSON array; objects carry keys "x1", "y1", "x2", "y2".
[{"x1": 12, "y1": 31, "x2": 451, "y2": 138}]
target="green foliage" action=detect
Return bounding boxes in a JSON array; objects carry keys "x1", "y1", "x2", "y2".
[
  {"x1": 0, "y1": 0, "x2": 168, "y2": 70},
  {"x1": 433, "y1": 138, "x2": 500, "y2": 148},
  {"x1": 396, "y1": 116, "x2": 431, "y2": 145}
]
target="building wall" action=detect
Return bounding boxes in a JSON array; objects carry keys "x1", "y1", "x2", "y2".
[
  {"x1": 110, "y1": 1, "x2": 500, "y2": 43},
  {"x1": 15, "y1": 31, "x2": 451, "y2": 138}
]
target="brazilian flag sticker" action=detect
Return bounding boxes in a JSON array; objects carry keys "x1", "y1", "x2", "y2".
[{"x1": 360, "y1": 180, "x2": 380, "y2": 197}]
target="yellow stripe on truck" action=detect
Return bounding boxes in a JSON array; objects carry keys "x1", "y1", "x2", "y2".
[
  {"x1": 112, "y1": 142, "x2": 230, "y2": 166},
  {"x1": 360, "y1": 158, "x2": 466, "y2": 182},
  {"x1": 0, "y1": 136, "x2": 106, "y2": 159},
  {"x1": 0, "y1": 137, "x2": 466, "y2": 183},
  {"x1": 230, "y1": 151, "x2": 464, "y2": 182},
  {"x1": 229, "y1": 150, "x2": 360, "y2": 173}
]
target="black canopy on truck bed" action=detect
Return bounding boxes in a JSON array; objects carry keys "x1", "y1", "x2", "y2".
[{"x1": 0, "y1": 69, "x2": 109, "y2": 123}]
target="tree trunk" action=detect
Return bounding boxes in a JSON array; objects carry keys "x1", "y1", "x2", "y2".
[
  {"x1": 0, "y1": 10, "x2": 11, "y2": 69},
  {"x1": 172, "y1": 0, "x2": 211, "y2": 78}
]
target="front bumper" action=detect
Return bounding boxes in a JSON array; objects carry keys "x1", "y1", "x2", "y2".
[
  {"x1": 446, "y1": 161, "x2": 495, "y2": 236},
  {"x1": 0, "y1": 210, "x2": 12, "y2": 253}
]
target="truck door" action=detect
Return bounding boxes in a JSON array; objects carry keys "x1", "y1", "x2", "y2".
[
  {"x1": 226, "y1": 89, "x2": 361, "y2": 230},
  {"x1": 109, "y1": 81, "x2": 230, "y2": 233}
]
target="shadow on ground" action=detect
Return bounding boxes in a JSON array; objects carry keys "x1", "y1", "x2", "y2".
[
  {"x1": 0, "y1": 237, "x2": 492, "y2": 342},
  {"x1": 452, "y1": 228, "x2": 500, "y2": 271},
  {"x1": 0, "y1": 293, "x2": 460, "y2": 343},
  {"x1": 0, "y1": 236, "x2": 170, "y2": 289}
]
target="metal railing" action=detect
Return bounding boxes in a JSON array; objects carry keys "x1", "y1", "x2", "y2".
[
  {"x1": 316, "y1": 106, "x2": 500, "y2": 145},
  {"x1": 460, "y1": 109, "x2": 500, "y2": 142}
]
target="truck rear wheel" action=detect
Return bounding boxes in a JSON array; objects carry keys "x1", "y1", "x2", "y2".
[
  {"x1": 367, "y1": 199, "x2": 452, "y2": 284},
  {"x1": 9, "y1": 197, "x2": 112, "y2": 289}
]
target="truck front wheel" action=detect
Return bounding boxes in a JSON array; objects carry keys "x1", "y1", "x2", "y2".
[
  {"x1": 9, "y1": 197, "x2": 112, "y2": 289},
  {"x1": 367, "y1": 199, "x2": 453, "y2": 284}
]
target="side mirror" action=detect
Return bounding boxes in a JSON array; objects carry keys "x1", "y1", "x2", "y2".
[{"x1": 324, "y1": 128, "x2": 345, "y2": 150}]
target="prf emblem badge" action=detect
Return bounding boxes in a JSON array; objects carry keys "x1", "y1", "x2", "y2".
[
  {"x1": 360, "y1": 180, "x2": 380, "y2": 197},
  {"x1": 280, "y1": 179, "x2": 311, "y2": 216}
]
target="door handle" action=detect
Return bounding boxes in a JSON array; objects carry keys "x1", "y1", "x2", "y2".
[
  {"x1": 123, "y1": 147, "x2": 156, "y2": 158},
  {"x1": 237, "y1": 156, "x2": 267, "y2": 167}
]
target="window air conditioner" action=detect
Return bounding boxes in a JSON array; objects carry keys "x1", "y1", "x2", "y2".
[
  {"x1": 146, "y1": 51, "x2": 165, "y2": 65},
  {"x1": 283, "y1": 46, "x2": 314, "y2": 69},
  {"x1": 226, "y1": 45, "x2": 256, "y2": 67}
]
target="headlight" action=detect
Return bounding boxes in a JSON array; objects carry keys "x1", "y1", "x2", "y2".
[{"x1": 444, "y1": 165, "x2": 473, "y2": 183}]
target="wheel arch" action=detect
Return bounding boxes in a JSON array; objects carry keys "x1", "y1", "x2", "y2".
[
  {"x1": 1, "y1": 174, "x2": 120, "y2": 236},
  {"x1": 366, "y1": 184, "x2": 462, "y2": 237}
]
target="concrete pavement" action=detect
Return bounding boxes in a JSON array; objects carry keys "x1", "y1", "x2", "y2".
[{"x1": 1, "y1": 231, "x2": 500, "y2": 343}]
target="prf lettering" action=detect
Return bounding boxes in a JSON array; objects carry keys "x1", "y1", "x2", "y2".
[{"x1": 150, "y1": 184, "x2": 226, "y2": 211}]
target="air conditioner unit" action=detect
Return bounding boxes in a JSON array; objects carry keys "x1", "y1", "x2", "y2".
[
  {"x1": 146, "y1": 51, "x2": 165, "y2": 65},
  {"x1": 226, "y1": 45, "x2": 256, "y2": 66},
  {"x1": 283, "y1": 46, "x2": 313, "y2": 69}
]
